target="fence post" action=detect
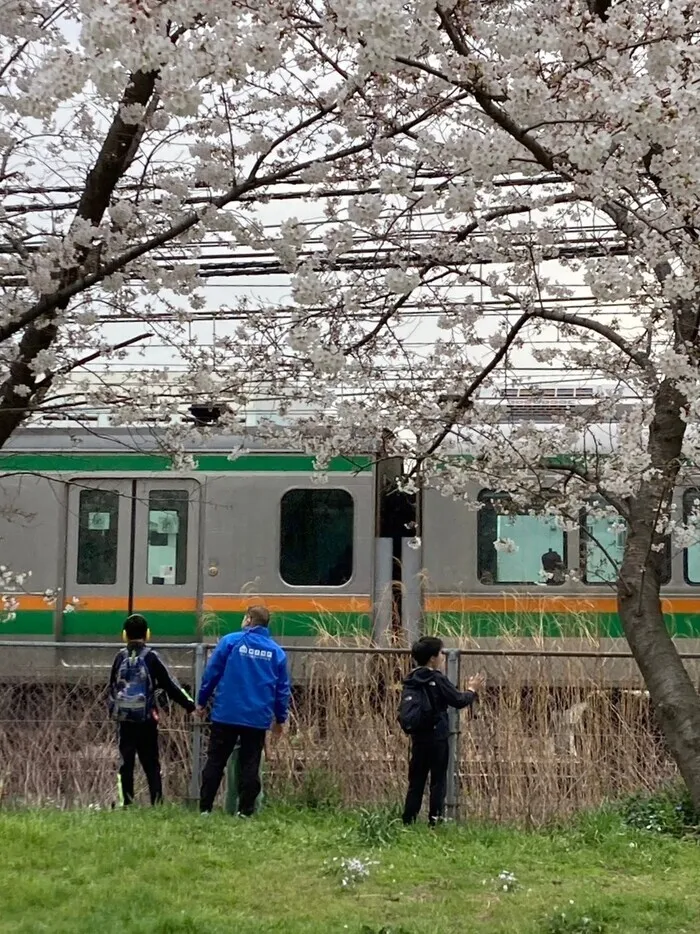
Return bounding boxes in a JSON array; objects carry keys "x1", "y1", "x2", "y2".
[
  {"x1": 188, "y1": 643, "x2": 206, "y2": 806},
  {"x1": 445, "y1": 649, "x2": 461, "y2": 822}
]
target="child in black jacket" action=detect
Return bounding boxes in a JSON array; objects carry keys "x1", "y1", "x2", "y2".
[
  {"x1": 401, "y1": 636, "x2": 484, "y2": 826},
  {"x1": 109, "y1": 614, "x2": 195, "y2": 806}
]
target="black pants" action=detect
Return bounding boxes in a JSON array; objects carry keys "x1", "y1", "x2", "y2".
[
  {"x1": 402, "y1": 736, "x2": 449, "y2": 825},
  {"x1": 118, "y1": 720, "x2": 163, "y2": 806},
  {"x1": 199, "y1": 722, "x2": 266, "y2": 815}
]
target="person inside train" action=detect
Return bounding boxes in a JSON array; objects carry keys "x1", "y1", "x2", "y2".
[
  {"x1": 541, "y1": 548, "x2": 565, "y2": 584},
  {"x1": 108, "y1": 614, "x2": 196, "y2": 807},
  {"x1": 399, "y1": 636, "x2": 485, "y2": 827},
  {"x1": 196, "y1": 605, "x2": 291, "y2": 816}
]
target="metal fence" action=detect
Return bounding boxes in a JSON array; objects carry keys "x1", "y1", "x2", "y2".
[{"x1": 0, "y1": 641, "x2": 682, "y2": 823}]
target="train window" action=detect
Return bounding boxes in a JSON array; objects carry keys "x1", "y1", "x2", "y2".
[
  {"x1": 146, "y1": 490, "x2": 189, "y2": 585},
  {"x1": 77, "y1": 489, "x2": 119, "y2": 585},
  {"x1": 583, "y1": 504, "x2": 671, "y2": 585},
  {"x1": 477, "y1": 491, "x2": 566, "y2": 585},
  {"x1": 684, "y1": 490, "x2": 700, "y2": 584},
  {"x1": 582, "y1": 511, "x2": 627, "y2": 584},
  {"x1": 280, "y1": 489, "x2": 353, "y2": 586}
]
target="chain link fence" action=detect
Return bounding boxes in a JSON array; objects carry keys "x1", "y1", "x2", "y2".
[{"x1": 0, "y1": 642, "x2": 678, "y2": 823}]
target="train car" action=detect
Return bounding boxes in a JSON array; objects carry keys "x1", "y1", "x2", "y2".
[
  {"x1": 3, "y1": 418, "x2": 700, "y2": 690},
  {"x1": 0, "y1": 426, "x2": 408, "y2": 681}
]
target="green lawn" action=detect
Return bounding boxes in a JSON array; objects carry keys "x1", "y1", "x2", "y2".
[{"x1": 0, "y1": 805, "x2": 699, "y2": 934}]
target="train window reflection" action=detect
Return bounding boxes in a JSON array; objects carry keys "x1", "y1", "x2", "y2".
[
  {"x1": 684, "y1": 490, "x2": 700, "y2": 584},
  {"x1": 147, "y1": 490, "x2": 188, "y2": 585},
  {"x1": 582, "y1": 512, "x2": 626, "y2": 584},
  {"x1": 583, "y1": 504, "x2": 670, "y2": 585},
  {"x1": 477, "y1": 491, "x2": 566, "y2": 585}
]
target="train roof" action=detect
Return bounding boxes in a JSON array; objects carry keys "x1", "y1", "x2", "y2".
[
  {"x1": 0, "y1": 426, "x2": 366, "y2": 456},
  {"x1": 3, "y1": 399, "x2": 696, "y2": 463},
  {"x1": 0, "y1": 420, "x2": 646, "y2": 459},
  {"x1": 441, "y1": 421, "x2": 622, "y2": 455}
]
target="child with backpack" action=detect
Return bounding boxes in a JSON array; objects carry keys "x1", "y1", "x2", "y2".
[
  {"x1": 109, "y1": 614, "x2": 196, "y2": 806},
  {"x1": 398, "y1": 636, "x2": 485, "y2": 826}
]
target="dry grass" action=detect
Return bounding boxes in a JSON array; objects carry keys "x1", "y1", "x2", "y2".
[
  {"x1": 0, "y1": 635, "x2": 676, "y2": 822},
  {"x1": 0, "y1": 680, "x2": 193, "y2": 808}
]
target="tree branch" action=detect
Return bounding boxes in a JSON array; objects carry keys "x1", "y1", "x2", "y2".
[
  {"x1": 416, "y1": 310, "x2": 535, "y2": 463},
  {"x1": 33, "y1": 331, "x2": 153, "y2": 391},
  {"x1": 588, "y1": 0, "x2": 613, "y2": 22},
  {"x1": 74, "y1": 70, "x2": 158, "y2": 227},
  {"x1": 414, "y1": 290, "x2": 652, "y2": 468},
  {"x1": 535, "y1": 306, "x2": 651, "y2": 371},
  {"x1": 344, "y1": 197, "x2": 578, "y2": 355},
  {"x1": 0, "y1": 62, "x2": 160, "y2": 443}
]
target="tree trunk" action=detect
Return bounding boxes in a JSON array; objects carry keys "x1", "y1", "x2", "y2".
[{"x1": 617, "y1": 378, "x2": 700, "y2": 808}]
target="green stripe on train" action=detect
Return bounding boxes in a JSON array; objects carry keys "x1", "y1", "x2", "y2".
[
  {"x1": 0, "y1": 453, "x2": 372, "y2": 473},
  {"x1": 0, "y1": 610, "x2": 373, "y2": 639},
  {"x1": 202, "y1": 612, "x2": 373, "y2": 640},
  {"x1": 5, "y1": 609, "x2": 700, "y2": 640},
  {"x1": 0, "y1": 611, "x2": 53, "y2": 635},
  {"x1": 425, "y1": 611, "x2": 700, "y2": 639}
]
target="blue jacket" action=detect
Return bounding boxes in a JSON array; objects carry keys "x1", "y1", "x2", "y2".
[{"x1": 197, "y1": 626, "x2": 291, "y2": 730}]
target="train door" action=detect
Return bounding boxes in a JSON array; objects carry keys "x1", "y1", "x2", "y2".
[
  {"x1": 131, "y1": 479, "x2": 201, "y2": 637},
  {"x1": 63, "y1": 478, "x2": 202, "y2": 638}
]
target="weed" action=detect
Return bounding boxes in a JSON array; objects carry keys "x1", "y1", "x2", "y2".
[
  {"x1": 323, "y1": 855, "x2": 379, "y2": 888},
  {"x1": 0, "y1": 629, "x2": 683, "y2": 824},
  {"x1": 359, "y1": 927, "x2": 414, "y2": 934},
  {"x1": 543, "y1": 909, "x2": 606, "y2": 933},
  {"x1": 293, "y1": 767, "x2": 343, "y2": 810},
  {"x1": 620, "y1": 784, "x2": 700, "y2": 837},
  {"x1": 496, "y1": 869, "x2": 518, "y2": 892},
  {"x1": 354, "y1": 806, "x2": 403, "y2": 847}
]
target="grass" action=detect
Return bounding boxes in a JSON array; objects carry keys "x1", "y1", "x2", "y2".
[{"x1": 1, "y1": 804, "x2": 700, "y2": 934}]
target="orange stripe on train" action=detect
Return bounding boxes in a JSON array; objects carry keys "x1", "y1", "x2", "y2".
[
  {"x1": 424, "y1": 595, "x2": 700, "y2": 614},
  {"x1": 203, "y1": 595, "x2": 372, "y2": 613},
  {"x1": 6, "y1": 593, "x2": 700, "y2": 615}
]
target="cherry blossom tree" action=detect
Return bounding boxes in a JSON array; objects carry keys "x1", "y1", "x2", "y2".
[
  {"x1": 224, "y1": 0, "x2": 700, "y2": 804},
  {"x1": 5, "y1": 0, "x2": 700, "y2": 804},
  {"x1": 279, "y1": 0, "x2": 700, "y2": 806}
]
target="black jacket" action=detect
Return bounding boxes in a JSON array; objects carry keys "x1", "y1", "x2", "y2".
[
  {"x1": 402, "y1": 666, "x2": 477, "y2": 741},
  {"x1": 109, "y1": 642, "x2": 196, "y2": 719}
]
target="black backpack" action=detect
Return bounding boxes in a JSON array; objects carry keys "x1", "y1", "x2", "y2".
[{"x1": 398, "y1": 679, "x2": 438, "y2": 735}]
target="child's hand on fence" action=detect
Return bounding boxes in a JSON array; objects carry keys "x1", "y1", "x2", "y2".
[{"x1": 467, "y1": 673, "x2": 486, "y2": 693}]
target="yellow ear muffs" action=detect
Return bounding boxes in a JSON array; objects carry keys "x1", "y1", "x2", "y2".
[
  {"x1": 121, "y1": 629, "x2": 127, "y2": 642},
  {"x1": 146, "y1": 628, "x2": 151, "y2": 641}
]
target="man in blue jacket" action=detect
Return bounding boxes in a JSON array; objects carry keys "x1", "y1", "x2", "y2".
[{"x1": 196, "y1": 605, "x2": 291, "y2": 815}]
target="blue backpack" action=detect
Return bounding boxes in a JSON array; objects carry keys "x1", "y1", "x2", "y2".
[{"x1": 113, "y1": 647, "x2": 154, "y2": 723}]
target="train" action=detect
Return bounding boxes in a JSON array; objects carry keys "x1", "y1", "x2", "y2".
[{"x1": 2, "y1": 420, "x2": 700, "y2": 687}]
